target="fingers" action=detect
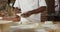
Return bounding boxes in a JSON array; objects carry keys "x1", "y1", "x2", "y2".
[
  {"x1": 21, "y1": 13, "x2": 30, "y2": 18},
  {"x1": 21, "y1": 13, "x2": 29, "y2": 18}
]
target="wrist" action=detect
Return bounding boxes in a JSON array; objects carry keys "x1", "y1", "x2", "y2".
[{"x1": 28, "y1": 11, "x2": 34, "y2": 14}]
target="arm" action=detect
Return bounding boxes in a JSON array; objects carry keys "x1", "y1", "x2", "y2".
[
  {"x1": 28, "y1": 6, "x2": 46, "y2": 14},
  {"x1": 21, "y1": 6, "x2": 46, "y2": 17}
]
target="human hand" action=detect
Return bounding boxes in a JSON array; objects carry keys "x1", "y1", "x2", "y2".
[{"x1": 21, "y1": 12, "x2": 32, "y2": 18}]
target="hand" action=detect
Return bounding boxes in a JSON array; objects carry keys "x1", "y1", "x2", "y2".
[
  {"x1": 21, "y1": 12, "x2": 32, "y2": 18},
  {"x1": 14, "y1": 7, "x2": 21, "y2": 14},
  {"x1": 11, "y1": 15, "x2": 20, "y2": 22}
]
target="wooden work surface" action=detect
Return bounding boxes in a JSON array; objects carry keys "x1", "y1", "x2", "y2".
[
  {"x1": 0, "y1": 20, "x2": 12, "y2": 32},
  {"x1": 12, "y1": 21, "x2": 60, "y2": 32}
]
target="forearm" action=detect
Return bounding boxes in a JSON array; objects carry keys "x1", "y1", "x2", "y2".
[{"x1": 29, "y1": 6, "x2": 46, "y2": 14}]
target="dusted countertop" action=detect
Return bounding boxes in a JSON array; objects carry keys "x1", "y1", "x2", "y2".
[{"x1": 0, "y1": 20, "x2": 12, "y2": 24}]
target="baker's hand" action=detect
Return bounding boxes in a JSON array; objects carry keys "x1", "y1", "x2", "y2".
[
  {"x1": 21, "y1": 12, "x2": 32, "y2": 18},
  {"x1": 14, "y1": 7, "x2": 21, "y2": 14}
]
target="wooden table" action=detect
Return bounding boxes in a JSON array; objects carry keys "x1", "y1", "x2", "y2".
[{"x1": 0, "y1": 20, "x2": 12, "y2": 32}]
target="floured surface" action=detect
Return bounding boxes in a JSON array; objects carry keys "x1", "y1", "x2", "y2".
[
  {"x1": 0, "y1": 20, "x2": 12, "y2": 24},
  {"x1": 10, "y1": 21, "x2": 60, "y2": 32}
]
